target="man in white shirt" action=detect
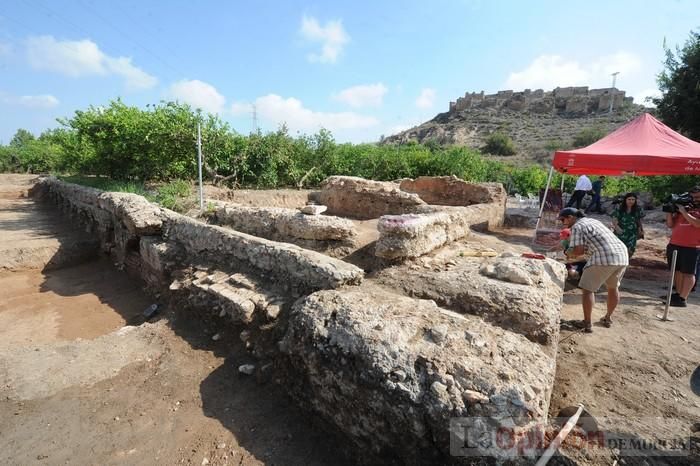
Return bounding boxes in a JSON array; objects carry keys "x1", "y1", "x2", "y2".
[{"x1": 566, "y1": 174, "x2": 592, "y2": 209}]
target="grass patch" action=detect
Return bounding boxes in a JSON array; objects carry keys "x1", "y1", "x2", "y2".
[{"x1": 59, "y1": 175, "x2": 150, "y2": 198}]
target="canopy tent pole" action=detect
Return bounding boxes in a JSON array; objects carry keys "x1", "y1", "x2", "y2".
[
  {"x1": 560, "y1": 174, "x2": 565, "y2": 191},
  {"x1": 534, "y1": 166, "x2": 554, "y2": 234},
  {"x1": 657, "y1": 249, "x2": 678, "y2": 322}
]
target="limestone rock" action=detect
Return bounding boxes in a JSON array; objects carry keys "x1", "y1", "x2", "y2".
[
  {"x1": 399, "y1": 176, "x2": 507, "y2": 206},
  {"x1": 375, "y1": 256, "x2": 566, "y2": 347},
  {"x1": 300, "y1": 204, "x2": 327, "y2": 215},
  {"x1": 319, "y1": 176, "x2": 426, "y2": 219},
  {"x1": 280, "y1": 288, "x2": 557, "y2": 462},
  {"x1": 162, "y1": 213, "x2": 363, "y2": 292},
  {"x1": 213, "y1": 202, "x2": 355, "y2": 242}
]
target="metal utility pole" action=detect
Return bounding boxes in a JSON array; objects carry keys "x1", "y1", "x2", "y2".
[
  {"x1": 609, "y1": 72, "x2": 620, "y2": 113},
  {"x1": 197, "y1": 123, "x2": 204, "y2": 211}
]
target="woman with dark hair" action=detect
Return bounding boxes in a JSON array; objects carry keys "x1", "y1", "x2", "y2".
[{"x1": 611, "y1": 192, "x2": 645, "y2": 256}]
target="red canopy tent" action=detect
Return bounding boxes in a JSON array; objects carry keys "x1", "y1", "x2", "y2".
[
  {"x1": 552, "y1": 113, "x2": 700, "y2": 176},
  {"x1": 534, "y1": 113, "x2": 700, "y2": 244}
]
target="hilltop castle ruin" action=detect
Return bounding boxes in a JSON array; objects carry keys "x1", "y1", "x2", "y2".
[{"x1": 449, "y1": 86, "x2": 634, "y2": 115}]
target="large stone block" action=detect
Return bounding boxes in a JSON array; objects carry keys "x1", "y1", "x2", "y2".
[
  {"x1": 213, "y1": 202, "x2": 356, "y2": 242},
  {"x1": 399, "y1": 176, "x2": 507, "y2": 207},
  {"x1": 162, "y1": 213, "x2": 363, "y2": 291},
  {"x1": 319, "y1": 176, "x2": 426, "y2": 219},
  {"x1": 375, "y1": 210, "x2": 471, "y2": 260},
  {"x1": 375, "y1": 203, "x2": 506, "y2": 261},
  {"x1": 97, "y1": 192, "x2": 163, "y2": 236},
  {"x1": 280, "y1": 287, "x2": 557, "y2": 462},
  {"x1": 375, "y1": 255, "x2": 566, "y2": 347}
]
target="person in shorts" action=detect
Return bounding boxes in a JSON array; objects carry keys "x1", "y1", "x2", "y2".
[
  {"x1": 665, "y1": 186, "x2": 700, "y2": 307},
  {"x1": 559, "y1": 207, "x2": 629, "y2": 333}
]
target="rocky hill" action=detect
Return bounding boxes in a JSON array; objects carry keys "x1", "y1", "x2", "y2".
[{"x1": 384, "y1": 86, "x2": 650, "y2": 165}]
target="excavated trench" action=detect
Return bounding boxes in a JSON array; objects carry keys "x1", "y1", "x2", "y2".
[
  {"x1": 1, "y1": 174, "x2": 574, "y2": 464},
  {"x1": 0, "y1": 175, "x2": 349, "y2": 466}
]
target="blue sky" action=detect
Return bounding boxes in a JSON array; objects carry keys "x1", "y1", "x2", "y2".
[{"x1": 0, "y1": 0, "x2": 698, "y2": 144}]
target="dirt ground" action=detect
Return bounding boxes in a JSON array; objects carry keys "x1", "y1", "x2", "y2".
[
  {"x1": 488, "y1": 220, "x2": 700, "y2": 464},
  {"x1": 2, "y1": 175, "x2": 699, "y2": 465},
  {"x1": 0, "y1": 175, "x2": 348, "y2": 466}
]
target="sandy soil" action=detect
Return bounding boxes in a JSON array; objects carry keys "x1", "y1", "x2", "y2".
[
  {"x1": 491, "y1": 224, "x2": 700, "y2": 464},
  {"x1": 0, "y1": 175, "x2": 348, "y2": 466}
]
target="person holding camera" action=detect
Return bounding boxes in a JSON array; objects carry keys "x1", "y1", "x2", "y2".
[
  {"x1": 559, "y1": 207, "x2": 629, "y2": 333},
  {"x1": 611, "y1": 192, "x2": 645, "y2": 257},
  {"x1": 665, "y1": 186, "x2": 700, "y2": 307}
]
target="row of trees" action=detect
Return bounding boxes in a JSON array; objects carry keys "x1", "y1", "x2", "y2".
[{"x1": 0, "y1": 104, "x2": 551, "y2": 194}]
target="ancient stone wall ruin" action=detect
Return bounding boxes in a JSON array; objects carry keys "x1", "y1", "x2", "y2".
[
  {"x1": 449, "y1": 86, "x2": 633, "y2": 115},
  {"x1": 207, "y1": 200, "x2": 357, "y2": 255},
  {"x1": 31, "y1": 176, "x2": 565, "y2": 463}
]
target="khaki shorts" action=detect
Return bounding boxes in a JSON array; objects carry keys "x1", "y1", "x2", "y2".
[{"x1": 578, "y1": 265, "x2": 627, "y2": 292}]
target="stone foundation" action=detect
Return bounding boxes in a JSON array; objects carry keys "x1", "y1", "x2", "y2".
[
  {"x1": 319, "y1": 176, "x2": 426, "y2": 219},
  {"x1": 30, "y1": 176, "x2": 562, "y2": 464},
  {"x1": 280, "y1": 287, "x2": 557, "y2": 462}
]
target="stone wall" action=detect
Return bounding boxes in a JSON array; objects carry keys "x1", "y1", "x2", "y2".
[
  {"x1": 319, "y1": 176, "x2": 506, "y2": 261},
  {"x1": 31, "y1": 176, "x2": 562, "y2": 463},
  {"x1": 399, "y1": 176, "x2": 506, "y2": 207},
  {"x1": 163, "y1": 213, "x2": 363, "y2": 292},
  {"x1": 33, "y1": 177, "x2": 363, "y2": 294},
  {"x1": 319, "y1": 176, "x2": 426, "y2": 219},
  {"x1": 208, "y1": 201, "x2": 357, "y2": 252},
  {"x1": 375, "y1": 254, "x2": 566, "y2": 348},
  {"x1": 280, "y1": 286, "x2": 559, "y2": 462},
  {"x1": 449, "y1": 86, "x2": 631, "y2": 115}
]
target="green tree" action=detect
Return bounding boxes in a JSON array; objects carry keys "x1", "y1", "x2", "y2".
[
  {"x1": 9, "y1": 128, "x2": 35, "y2": 147},
  {"x1": 653, "y1": 30, "x2": 700, "y2": 140}
]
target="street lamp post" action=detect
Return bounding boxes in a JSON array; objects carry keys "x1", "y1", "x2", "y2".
[{"x1": 609, "y1": 72, "x2": 620, "y2": 113}]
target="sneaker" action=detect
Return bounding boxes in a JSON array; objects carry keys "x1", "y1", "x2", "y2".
[
  {"x1": 660, "y1": 292, "x2": 679, "y2": 301},
  {"x1": 571, "y1": 320, "x2": 593, "y2": 333},
  {"x1": 670, "y1": 296, "x2": 687, "y2": 307}
]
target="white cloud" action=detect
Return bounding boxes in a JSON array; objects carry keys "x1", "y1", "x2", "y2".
[
  {"x1": 104, "y1": 56, "x2": 158, "y2": 91},
  {"x1": 168, "y1": 79, "x2": 226, "y2": 115},
  {"x1": 415, "y1": 88, "x2": 436, "y2": 109},
  {"x1": 299, "y1": 16, "x2": 349, "y2": 64},
  {"x1": 0, "y1": 92, "x2": 60, "y2": 109},
  {"x1": 231, "y1": 101, "x2": 253, "y2": 115},
  {"x1": 333, "y1": 83, "x2": 387, "y2": 108},
  {"x1": 251, "y1": 94, "x2": 378, "y2": 133},
  {"x1": 26, "y1": 35, "x2": 157, "y2": 90},
  {"x1": 505, "y1": 52, "x2": 644, "y2": 90},
  {"x1": 506, "y1": 55, "x2": 589, "y2": 89}
]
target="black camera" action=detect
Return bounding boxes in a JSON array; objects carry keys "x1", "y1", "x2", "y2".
[{"x1": 662, "y1": 193, "x2": 694, "y2": 213}]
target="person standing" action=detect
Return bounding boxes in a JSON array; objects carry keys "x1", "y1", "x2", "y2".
[
  {"x1": 665, "y1": 186, "x2": 700, "y2": 307},
  {"x1": 586, "y1": 176, "x2": 605, "y2": 213},
  {"x1": 611, "y1": 192, "x2": 645, "y2": 257},
  {"x1": 566, "y1": 174, "x2": 592, "y2": 209},
  {"x1": 559, "y1": 207, "x2": 629, "y2": 333}
]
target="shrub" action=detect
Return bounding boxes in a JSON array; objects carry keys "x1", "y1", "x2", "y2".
[
  {"x1": 482, "y1": 132, "x2": 516, "y2": 156},
  {"x1": 572, "y1": 127, "x2": 606, "y2": 148}
]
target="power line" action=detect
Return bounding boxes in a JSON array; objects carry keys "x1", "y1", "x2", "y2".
[{"x1": 77, "y1": 0, "x2": 185, "y2": 80}]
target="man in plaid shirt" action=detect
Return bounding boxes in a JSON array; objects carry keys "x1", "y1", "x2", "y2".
[{"x1": 559, "y1": 207, "x2": 629, "y2": 333}]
